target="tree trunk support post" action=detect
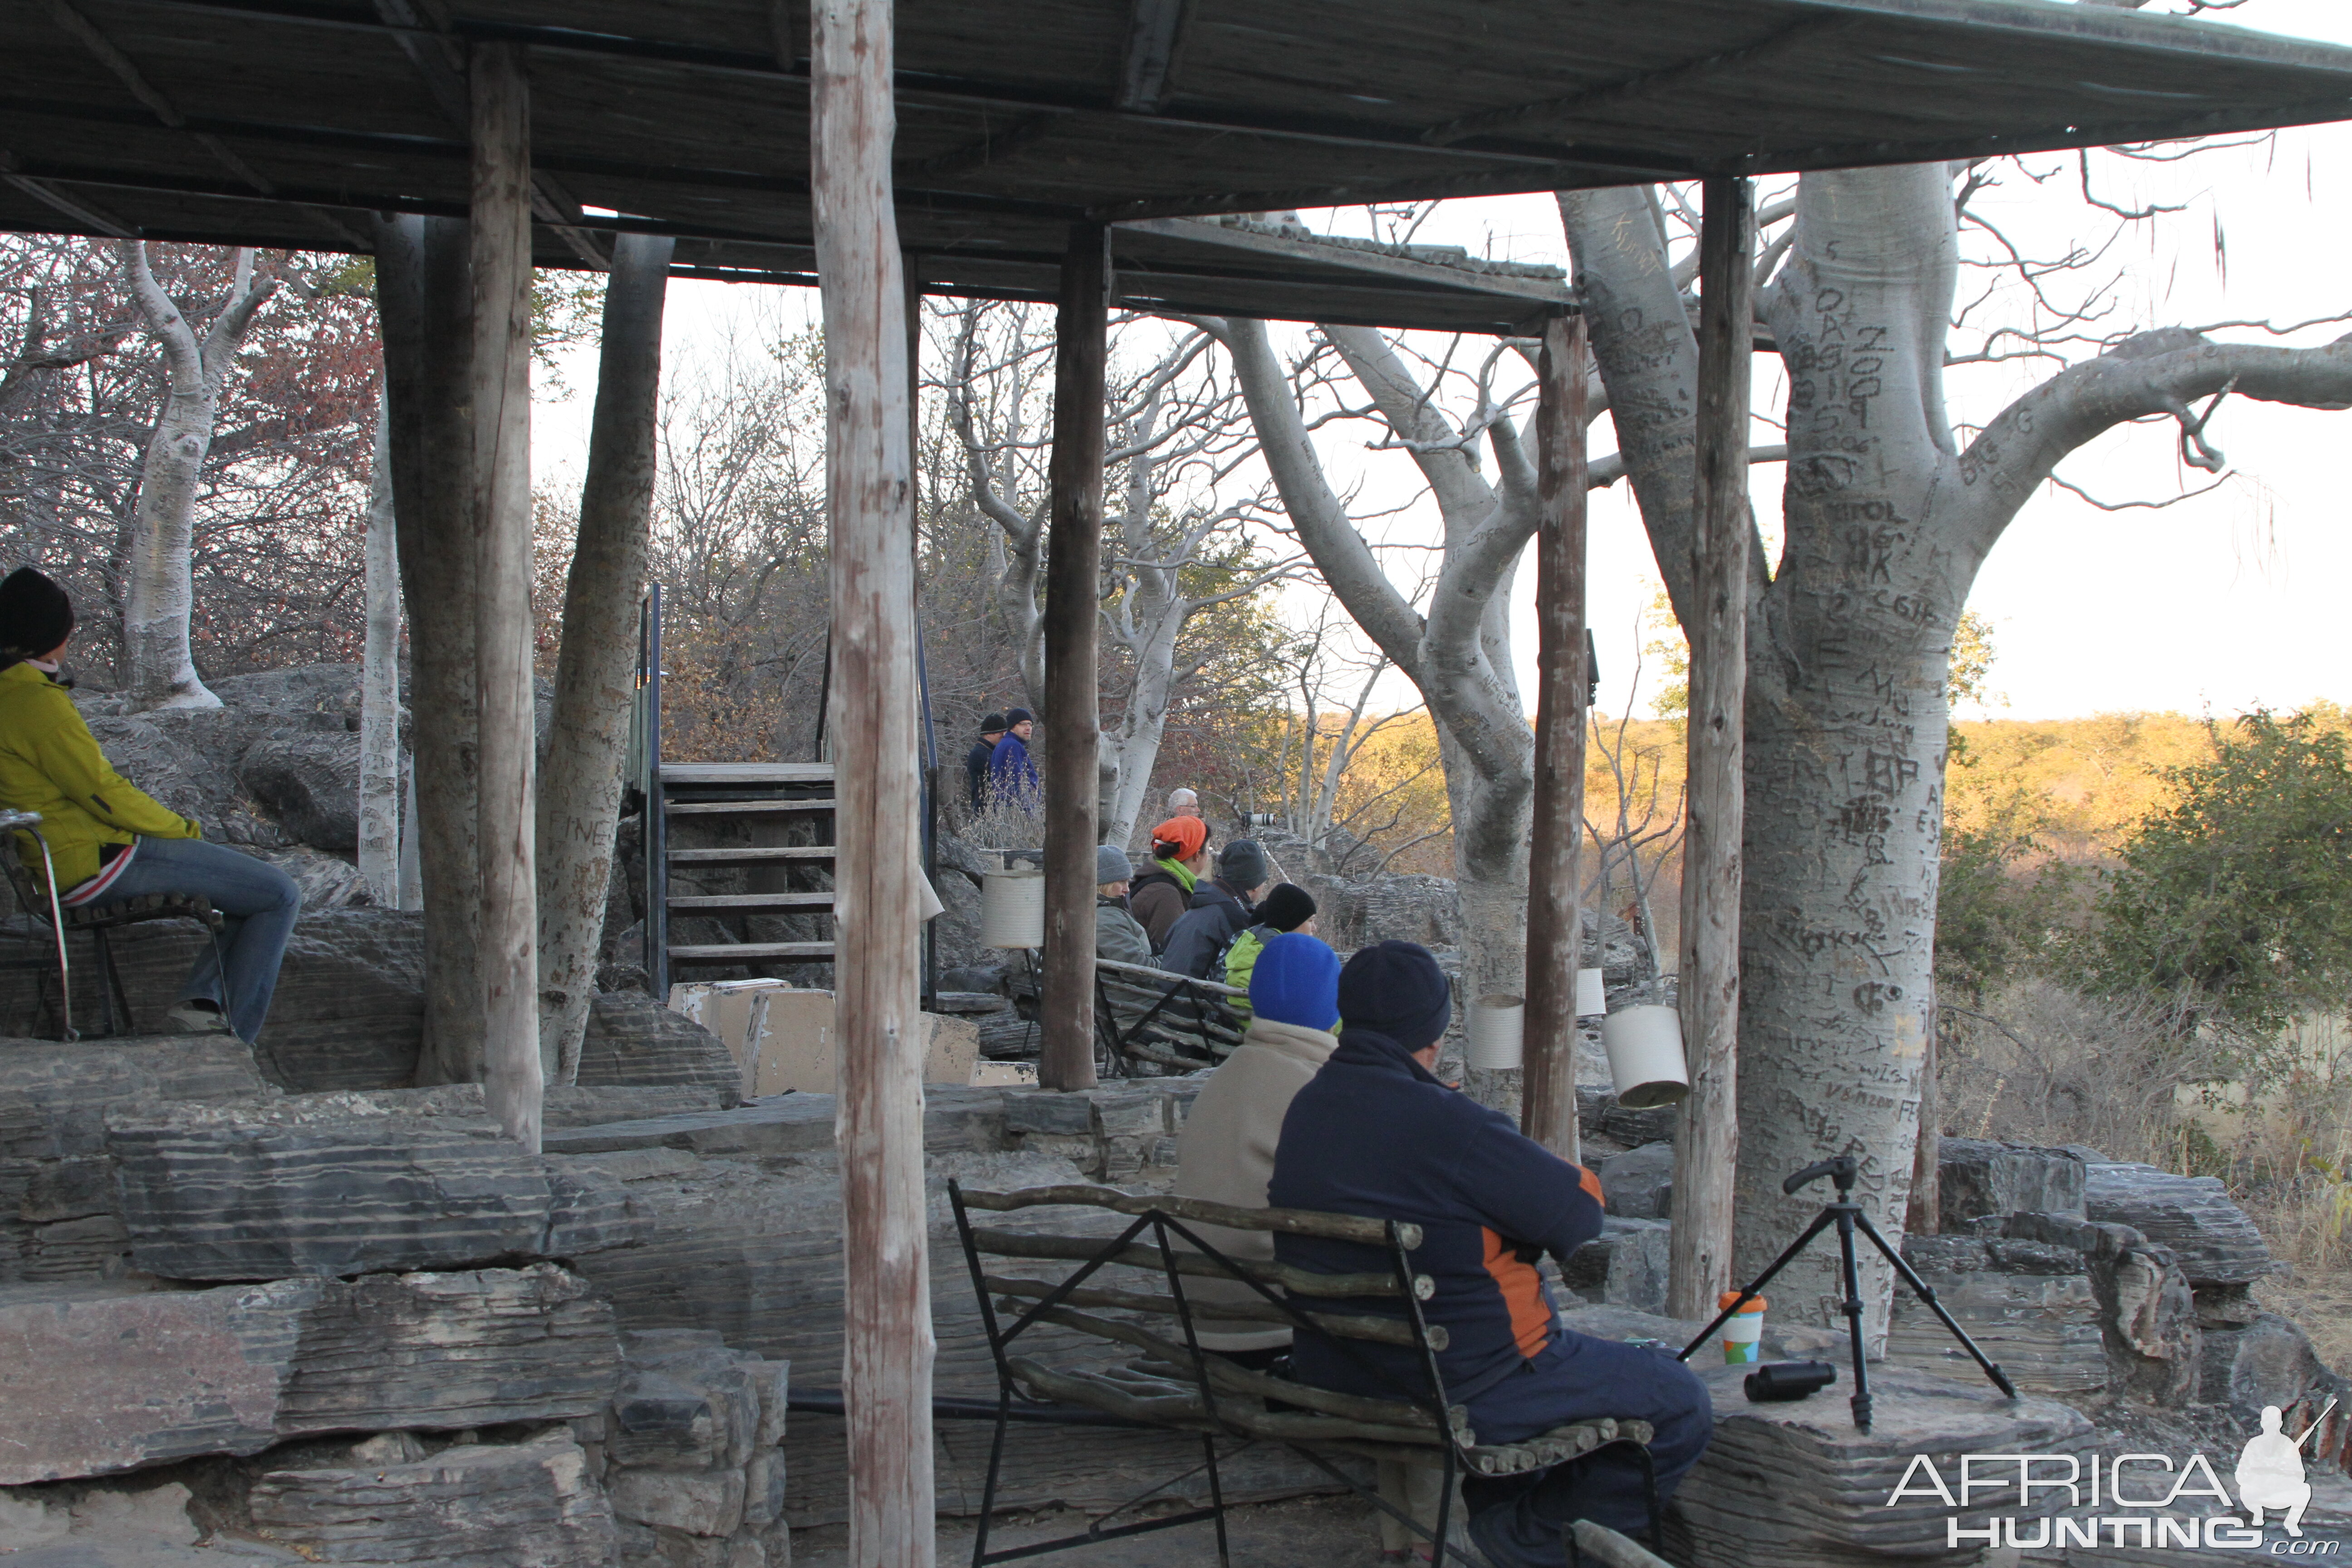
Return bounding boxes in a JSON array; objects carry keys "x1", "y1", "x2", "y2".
[
  {"x1": 538, "y1": 230, "x2": 675, "y2": 1087},
  {"x1": 1668, "y1": 175, "x2": 1755, "y2": 1322},
  {"x1": 467, "y1": 42, "x2": 544, "y2": 1152},
  {"x1": 1521, "y1": 310, "x2": 1590, "y2": 1161},
  {"x1": 1039, "y1": 223, "x2": 1109, "y2": 1092},
  {"x1": 811, "y1": 0, "x2": 938, "y2": 1561}
]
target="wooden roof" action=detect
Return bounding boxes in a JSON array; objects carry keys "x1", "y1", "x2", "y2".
[{"x1": 4, "y1": 0, "x2": 2349, "y2": 330}]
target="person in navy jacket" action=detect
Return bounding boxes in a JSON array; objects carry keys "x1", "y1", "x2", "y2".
[{"x1": 1269, "y1": 941, "x2": 1712, "y2": 1566}]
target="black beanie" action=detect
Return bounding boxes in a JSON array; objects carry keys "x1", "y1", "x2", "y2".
[
  {"x1": 1338, "y1": 940, "x2": 1453, "y2": 1054},
  {"x1": 980, "y1": 713, "x2": 1006, "y2": 734},
  {"x1": 1255, "y1": 882, "x2": 1317, "y2": 933},
  {"x1": 0, "y1": 568, "x2": 74, "y2": 660}
]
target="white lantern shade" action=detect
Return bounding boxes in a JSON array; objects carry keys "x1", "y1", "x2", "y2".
[
  {"x1": 1466, "y1": 994, "x2": 1525, "y2": 1070},
  {"x1": 1601, "y1": 1004, "x2": 1690, "y2": 1109},
  {"x1": 979, "y1": 867, "x2": 1046, "y2": 949},
  {"x1": 1576, "y1": 967, "x2": 1606, "y2": 1017}
]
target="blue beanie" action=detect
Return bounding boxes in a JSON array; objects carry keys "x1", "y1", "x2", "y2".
[
  {"x1": 1249, "y1": 932, "x2": 1340, "y2": 1031},
  {"x1": 1338, "y1": 941, "x2": 1453, "y2": 1054}
]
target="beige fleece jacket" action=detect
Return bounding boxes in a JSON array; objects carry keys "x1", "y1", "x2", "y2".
[{"x1": 1169, "y1": 1014, "x2": 1340, "y2": 1350}]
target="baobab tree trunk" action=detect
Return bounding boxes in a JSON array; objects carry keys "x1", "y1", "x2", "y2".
[
  {"x1": 119, "y1": 241, "x2": 277, "y2": 711},
  {"x1": 1565, "y1": 161, "x2": 2352, "y2": 1342},
  {"x1": 538, "y1": 232, "x2": 674, "y2": 1084},
  {"x1": 358, "y1": 395, "x2": 402, "y2": 907},
  {"x1": 811, "y1": 0, "x2": 936, "y2": 1557},
  {"x1": 373, "y1": 212, "x2": 485, "y2": 1087}
]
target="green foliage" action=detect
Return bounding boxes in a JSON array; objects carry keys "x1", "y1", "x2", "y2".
[
  {"x1": 2083, "y1": 711, "x2": 2352, "y2": 1035},
  {"x1": 1935, "y1": 789, "x2": 2074, "y2": 1002}
]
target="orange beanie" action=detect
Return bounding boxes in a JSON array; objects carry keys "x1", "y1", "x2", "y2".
[{"x1": 1150, "y1": 817, "x2": 1208, "y2": 861}]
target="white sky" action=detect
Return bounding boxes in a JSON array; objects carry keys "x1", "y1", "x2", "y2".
[{"x1": 539, "y1": 0, "x2": 2352, "y2": 725}]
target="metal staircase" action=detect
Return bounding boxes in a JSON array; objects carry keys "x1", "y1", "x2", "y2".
[
  {"x1": 629, "y1": 585, "x2": 839, "y2": 1000},
  {"x1": 628, "y1": 584, "x2": 937, "y2": 1003}
]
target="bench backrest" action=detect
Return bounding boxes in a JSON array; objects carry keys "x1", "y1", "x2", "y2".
[{"x1": 1093, "y1": 958, "x2": 1244, "y2": 1070}]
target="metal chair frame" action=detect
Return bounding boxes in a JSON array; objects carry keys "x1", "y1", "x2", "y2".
[
  {"x1": 947, "y1": 1181, "x2": 1665, "y2": 1567},
  {"x1": 0, "y1": 817, "x2": 225, "y2": 1041}
]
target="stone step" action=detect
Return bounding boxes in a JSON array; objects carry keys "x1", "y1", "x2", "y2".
[
  {"x1": 106, "y1": 1087, "x2": 644, "y2": 1281},
  {"x1": 0, "y1": 1266, "x2": 619, "y2": 1485},
  {"x1": 250, "y1": 1432, "x2": 616, "y2": 1566},
  {"x1": 542, "y1": 1084, "x2": 1012, "y2": 1163}
]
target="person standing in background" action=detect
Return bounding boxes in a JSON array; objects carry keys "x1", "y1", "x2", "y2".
[
  {"x1": 964, "y1": 713, "x2": 1005, "y2": 815},
  {"x1": 1129, "y1": 815, "x2": 1210, "y2": 949},
  {"x1": 987, "y1": 708, "x2": 1039, "y2": 814}
]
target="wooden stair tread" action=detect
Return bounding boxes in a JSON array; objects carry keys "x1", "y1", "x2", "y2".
[
  {"x1": 667, "y1": 942, "x2": 836, "y2": 963},
  {"x1": 667, "y1": 846, "x2": 836, "y2": 863},
  {"x1": 664, "y1": 798, "x2": 837, "y2": 816},
  {"x1": 668, "y1": 893, "x2": 836, "y2": 911},
  {"x1": 659, "y1": 762, "x2": 834, "y2": 785}
]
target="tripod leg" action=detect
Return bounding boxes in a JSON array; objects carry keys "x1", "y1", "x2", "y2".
[
  {"x1": 1853, "y1": 1210, "x2": 2018, "y2": 1399},
  {"x1": 1836, "y1": 1208, "x2": 1872, "y2": 1432},
  {"x1": 1677, "y1": 1205, "x2": 1844, "y2": 1361}
]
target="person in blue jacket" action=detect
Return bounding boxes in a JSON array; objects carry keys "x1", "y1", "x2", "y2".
[
  {"x1": 986, "y1": 708, "x2": 1039, "y2": 814},
  {"x1": 1268, "y1": 941, "x2": 1711, "y2": 1567}
]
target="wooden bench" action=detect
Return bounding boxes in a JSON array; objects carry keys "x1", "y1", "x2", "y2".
[
  {"x1": 948, "y1": 1180, "x2": 1664, "y2": 1567},
  {"x1": 1093, "y1": 956, "x2": 1245, "y2": 1073}
]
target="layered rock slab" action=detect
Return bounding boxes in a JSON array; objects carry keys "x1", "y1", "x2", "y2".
[
  {"x1": 0, "y1": 1266, "x2": 619, "y2": 1484},
  {"x1": 2083, "y1": 1161, "x2": 2274, "y2": 1285},
  {"x1": 248, "y1": 1433, "x2": 616, "y2": 1566},
  {"x1": 0, "y1": 1037, "x2": 265, "y2": 1286},
  {"x1": 1670, "y1": 1363, "x2": 2094, "y2": 1568},
  {"x1": 1886, "y1": 1235, "x2": 2107, "y2": 1397},
  {"x1": 107, "y1": 1087, "x2": 643, "y2": 1279}
]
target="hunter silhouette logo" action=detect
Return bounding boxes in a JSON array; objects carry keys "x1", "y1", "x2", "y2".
[
  {"x1": 1887, "y1": 1397, "x2": 2339, "y2": 1552},
  {"x1": 2237, "y1": 1402, "x2": 2326, "y2": 1538}
]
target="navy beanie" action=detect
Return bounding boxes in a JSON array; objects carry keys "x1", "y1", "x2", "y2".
[
  {"x1": 1005, "y1": 707, "x2": 1034, "y2": 725},
  {"x1": 1338, "y1": 940, "x2": 1453, "y2": 1054},
  {"x1": 1250, "y1": 932, "x2": 1341, "y2": 1031},
  {"x1": 1254, "y1": 882, "x2": 1316, "y2": 933},
  {"x1": 0, "y1": 568, "x2": 74, "y2": 660}
]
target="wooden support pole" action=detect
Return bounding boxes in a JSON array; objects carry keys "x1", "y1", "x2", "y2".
[
  {"x1": 1667, "y1": 175, "x2": 1755, "y2": 1322},
  {"x1": 810, "y1": 1, "x2": 936, "y2": 1562},
  {"x1": 1520, "y1": 311, "x2": 1590, "y2": 1162},
  {"x1": 372, "y1": 212, "x2": 484, "y2": 1088},
  {"x1": 1038, "y1": 223, "x2": 1108, "y2": 1092},
  {"x1": 538, "y1": 230, "x2": 674, "y2": 1086},
  {"x1": 467, "y1": 41, "x2": 543, "y2": 1151}
]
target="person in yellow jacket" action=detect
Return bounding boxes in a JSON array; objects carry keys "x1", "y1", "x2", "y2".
[{"x1": 0, "y1": 568, "x2": 301, "y2": 1042}]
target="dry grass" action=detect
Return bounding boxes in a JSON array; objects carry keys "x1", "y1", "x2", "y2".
[{"x1": 1940, "y1": 982, "x2": 2352, "y2": 1371}]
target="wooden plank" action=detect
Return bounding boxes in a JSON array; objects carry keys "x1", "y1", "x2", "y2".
[
  {"x1": 1666, "y1": 176, "x2": 1753, "y2": 1323},
  {"x1": 1037, "y1": 222, "x2": 1109, "y2": 1093},
  {"x1": 668, "y1": 942, "x2": 836, "y2": 963},
  {"x1": 810, "y1": 0, "x2": 935, "y2": 1560},
  {"x1": 661, "y1": 761, "x2": 837, "y2": 784},
  {"x1": 664, "y1": 797, "x2": 838, "y2": 815},
  {"x1": 467, "y1": 41, "x2": 543, "y2": 1152},
  {"x1": 667, "y1": 893, "x2": 836, "y2": 911},
  {"x1": 1519, "y1": 311, "x2": 1589, "y2": 1163},
  {"x1": 668, "y1": 846, "x2": 838, "y2": 863}
]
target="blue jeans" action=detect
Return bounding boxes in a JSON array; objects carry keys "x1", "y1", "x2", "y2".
[
  {"x1": 89, "y1": 838, "x2": 302, "y2": 1042},
  {"x1": 1458, "y1": 1332, "x2": 1714, "y2": 1559}
]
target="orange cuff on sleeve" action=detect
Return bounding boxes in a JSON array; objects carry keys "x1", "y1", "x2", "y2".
[{"x1": 1577, "y1": 1165, "x2": 1604, "y2": 1207}]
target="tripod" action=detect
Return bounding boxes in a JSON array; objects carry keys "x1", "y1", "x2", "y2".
[{"x1": 1677, "y1": 1156, "x2": 2017, "y2": 1431}]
